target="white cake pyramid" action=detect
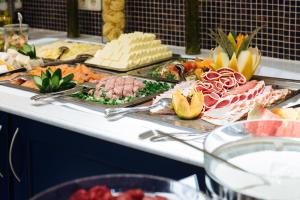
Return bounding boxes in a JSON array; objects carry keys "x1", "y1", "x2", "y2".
[{"x1": 87, "y1": 32, "x2": 172, "y2": 69}]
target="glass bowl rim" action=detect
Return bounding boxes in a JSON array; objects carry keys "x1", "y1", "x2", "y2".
[
  {"x1": 204, "y1": 119, "x2": 300, "y2": 180},
  {"x1": 3, "y1": 23, "x2": 29, "y2": 29},
  {"x1": 30, "y1": 173, "x2": 203, "y2": 200}
]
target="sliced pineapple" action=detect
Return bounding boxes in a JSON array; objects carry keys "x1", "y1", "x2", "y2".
[{"x1": 228, "y1": 53, "x2": 238, "y2": 71}]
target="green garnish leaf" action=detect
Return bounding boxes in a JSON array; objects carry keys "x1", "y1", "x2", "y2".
[
  {"x1": 33, "y1": 68, "x2": 75, "y2": 93},
  {"x1": 33, "y1": 76, "x2": 43, "y2": 89},
  {"x1": 62, "y1": 73, "x2": 74, "y2": 83}
]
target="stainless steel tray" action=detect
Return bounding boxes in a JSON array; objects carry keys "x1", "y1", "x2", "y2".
[
  {"x1": 2, "y1": 75, "x2": 300, "y2": 133},
  {"x1": 127, "y1": 59, "x2": 180, "y2": 83},
  {"x1": 63, "y1": 76, "x2": 174, "y2": 108},
  {"x1": 35, "y1": 39, "x2": 104, "y2": 62},
  {"x1": 84, "y1": 54, "x2": 180, "y2": 73},
  {"x1": 0, "y1": 67, "x2": 27, "y2": 77},
  {"x1": 63, "y1": 76, "x2": 300, "y2": 133}
]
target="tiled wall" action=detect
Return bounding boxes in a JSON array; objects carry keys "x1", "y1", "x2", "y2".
[{"x1": 22, "y1": 0, "x2": 300, "y2": 60}]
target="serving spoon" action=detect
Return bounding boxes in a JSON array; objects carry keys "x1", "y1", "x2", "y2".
[
  {"x1": 42, "y1": 53, "x2": 93, "y2": 67},
  {"x1": 17, "y1": 12, "x2": 23, "y2": 35},
  {"x1": 105, "y1": 98, "x2": 172, "y2": 120},
  {"x1": 56, "y1": 46, "x2": 70, "y2": 60},
  {"x1": 154, "y1": 130, "x2": 271, "y2": 191}
]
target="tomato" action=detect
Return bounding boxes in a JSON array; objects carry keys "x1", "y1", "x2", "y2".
[
  {"x1": 183, "y1": 61, "x2": 196, "y2": 72},
  {"x1": 166, "y1": 64, "x2": 178, "y2": 72}
]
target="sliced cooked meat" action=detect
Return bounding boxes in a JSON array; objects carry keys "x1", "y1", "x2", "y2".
[
  {"x1": 124, "y1": 77, "x2": 134, "y2": 85},
  {"x1": 134, "y1": 79, "x2": 144, "y2": 88},
  {"x1": 114, "y1": 77, "x2": 125, "y2": 96},
  {"x1": 106, "y1": 89, "x2": 114, "y2": 99},
  {"x1": 105, "y1": 76, "x2": 117, "y2": 91},
  {"x1": 123, "y1": 84, "x2": 134, "y2": 97},
  {"x1": 94, "y1": 76, "x2": 145, "y2": 99}
]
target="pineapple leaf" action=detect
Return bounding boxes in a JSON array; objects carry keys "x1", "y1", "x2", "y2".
[
  {"x1": 236, "y1": 27, "x2": 262, "y2": 56},
  {"x1": 217, "y1": 28, "x2": 235, "y2": 58},
  {"x1": 208, "y1": 29, "x2": 235, "y2": 58}
]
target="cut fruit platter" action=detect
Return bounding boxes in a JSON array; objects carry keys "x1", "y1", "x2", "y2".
[{"x1": 0, "y1": 29, "x2": 299, "y2": 133}]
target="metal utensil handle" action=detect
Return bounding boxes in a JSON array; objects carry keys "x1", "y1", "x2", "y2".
[
  {"x1": 18, "y1": 12, "x2": 23, "y2": 34},
  {"x1": 9, "y1": 128, "x2": 21, "y2": 183},
  {"x1": 156, "y1": 130, "x2": 270, "y2": 187},
  {"x1": 31, "y1": 86, "x2": 81, "y2": 101},
  {"x1": 105, "y1": 104, "x2": 155, "y2": 118}
]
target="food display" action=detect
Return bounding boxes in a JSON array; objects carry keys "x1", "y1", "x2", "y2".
[
  {"x1": 0, "y1": 47, "x2": 42, "y2": 72},
  {"x1": 102, "y1": 0, "x2": 125, "y2": 41},
  {"x1": 72, "y1": 76, "x2": 172, "y2": 106},
  {"x1": 148, "y1": 58, "x2": 213, "y2": 81},
  {"x1": 69, "y1": 186, "x2": 167, "y2": 200},
  {"x1": 153, "y1": 67, "x2": 291, "y2": 125},
  {"x1": 0, "y1": 27, "x2": 299, "y2": 139},
  {"x1": 36, "y1": 40, "x2": 103, "y2": 60},
  {"x1": 86, "y1": 32, "x2": 173, "y2": 71},
  {"x1": 2, "y1": 64, "x2": 110, "y2": 91},
  {"x1": 209, "y1": 28, "x2": 261, "y2": 80},
  {"x1": 33, "y1": 68, "x2": 76, "y2": 93}
]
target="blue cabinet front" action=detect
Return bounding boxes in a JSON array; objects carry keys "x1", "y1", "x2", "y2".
[
  {"x1": 0, "y1": 112, "x2": 10, "y2": 200},
  {"x1": 3, "y1": 114, "x2": 205, "y2": 199}
]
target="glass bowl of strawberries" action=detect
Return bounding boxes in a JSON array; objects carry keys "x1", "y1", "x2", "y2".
[{"x1": 30, "y1": 174, "x2": 205, "y2": 200}]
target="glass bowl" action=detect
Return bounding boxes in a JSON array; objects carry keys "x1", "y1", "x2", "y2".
[
  {"x1": 30, "y1": 174, "x2": 206, "y2": 200},
  {"x1": 204, "y1": 120, "x2": 300, "y2": 200},
  {"x1": 4, "y1": 24, "x2": 29, "y2": 50}
]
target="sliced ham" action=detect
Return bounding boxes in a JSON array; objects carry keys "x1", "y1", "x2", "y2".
[
  {"x1": 215, "y1": 99, "x2": 231, "y2": 109},
  {"x1": 234, "y1": 72, "x2": 247, "y2": 85},
  {"x1": 204, "y1": 92, "x2": 220, "y2": 108},
  {"x1": 94, "y1": 76, "x2": 145, "y2": 100},
  {"x1": 202, "y1": 71, "x2": 221, "y2": 81},
  {"x1": 217, "y1": 68, "x2": 235, "y2": 74},
  {"x1": 220, "y1": 77, "x2": 236, "y2": 89},
  {"x1": 228, "y1": 80, "x2": 258, "y2": 95}
]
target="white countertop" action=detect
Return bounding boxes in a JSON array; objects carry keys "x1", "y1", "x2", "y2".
[
  {"x1": 0, "y1": 86, "x2": 206, "y2": 167},
  {"x1": 0, "y1": 28, "x2": 299, "y2": 168}
]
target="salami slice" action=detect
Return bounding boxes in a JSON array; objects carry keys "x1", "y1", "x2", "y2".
[
  {"x1": 203, "y1": 71, "x2": 221, "y2": 81},
  {"x1": 234, "y1": 72, "x2": 247, "y2": 85}
]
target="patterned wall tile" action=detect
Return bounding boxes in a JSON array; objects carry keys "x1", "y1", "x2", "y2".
[{"x1": 22, "y1": 0, "x2": 300, "y2": 60}]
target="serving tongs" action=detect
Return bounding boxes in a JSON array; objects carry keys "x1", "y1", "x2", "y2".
[
  {"x1": 30, "y1": 82, "x2": 95, "y2": 101},
  {"x1": 0, "y1": 73, "x2": 30, "y2": 85},
  {"x1": 151, "y1": 130, "x2": 272, "y2": 190},
  {"x1": 105, "y1": 98, "x2": 172, "y2": 120}
]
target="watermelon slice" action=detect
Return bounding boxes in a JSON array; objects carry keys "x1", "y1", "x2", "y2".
[
  {"x1": 247, "y1": 104, "x2": 282, "y2": 120},
  {"x1": 246, "y1": 104, "x2": 282, "y2": 137}
]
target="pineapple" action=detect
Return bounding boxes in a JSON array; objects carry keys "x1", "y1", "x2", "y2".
[{"x1": 209, "y1": 27, "x2": 262, "y2": 80}]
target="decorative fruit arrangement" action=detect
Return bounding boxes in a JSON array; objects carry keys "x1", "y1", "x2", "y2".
[
  {"x1": 69, "y1": 185, "x2": 168, "y2": 200},
  {"x1": 209, "y1": 27, "x2": 261, "y2": 80},
  {"x1": 33, "y1": 68, "x2": 76, "y2": 93},
  {"x1": 172, "y1": 89, "x2": 204, "y2": 119}
]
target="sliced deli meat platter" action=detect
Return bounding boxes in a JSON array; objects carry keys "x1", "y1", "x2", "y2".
[{"x1": 1, "y1": 29, "x2": 300, "y2": 133}]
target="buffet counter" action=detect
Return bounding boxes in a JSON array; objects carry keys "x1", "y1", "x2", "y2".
[{"x1": 0, "y1": 28, "x2": 299, "y2": 168}]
